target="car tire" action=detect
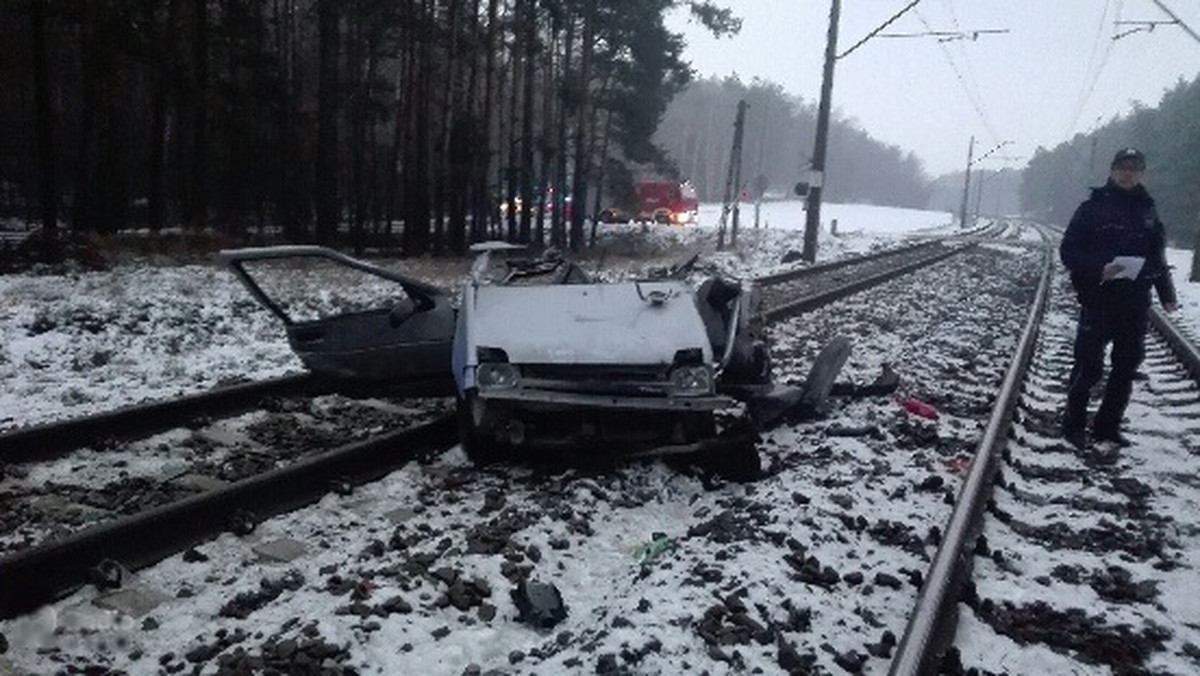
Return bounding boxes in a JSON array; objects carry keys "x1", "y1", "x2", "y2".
[{"x1": 696, "y1": 435, "x2": 760, "y2": 482}]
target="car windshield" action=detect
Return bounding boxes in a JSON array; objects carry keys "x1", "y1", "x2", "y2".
[{"x1": 239, "y1": 257, "x2": 414, "y2": 323}]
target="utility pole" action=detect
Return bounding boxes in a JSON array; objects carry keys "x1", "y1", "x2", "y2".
[
  {"x1": 754, "y1": 105, "x2": 770, "y2": 229},
  {"x1": 717, "y1": 99, "x2": 748, "y2": 250},
  {"x1": 974, "y1": 170, "x2": 985, "y2": 221},
  {"x1": 958, "y1": 136, "x2": 975, "y2": 229},
  {"x1": 802, "y1": 0, "x2": 840, "y2": 263}
]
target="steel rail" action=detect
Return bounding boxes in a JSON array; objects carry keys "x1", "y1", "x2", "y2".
[
  {"x1": 755, "y1": 239, "x2": 943, "y2": 287},
  {"x1": 0, "y1": 414, "x2": 457, "y2": 619},
  {"x1": 754, "y1": 219, "x2": 997, "y2": 288},
  {"x1": 1148, "y1": 306, "x2": 1200, "y2": 383},
  {"x1": 762, "y1": 243, "x2": 974, "y2": 322},
  {"x1": 889, "y1": 247, "x2": 1054, "y2": 675},
  {"x1": 0, "y1": 374, "x2": 322, "y2": 462},
  {"x1": 0, "y1": 374, "x2": 455, "y2": 464}
]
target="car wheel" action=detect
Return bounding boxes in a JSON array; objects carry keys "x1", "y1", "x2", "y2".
[{"x1": 696, "y1": 434, "x2": 760, "y2": 482}]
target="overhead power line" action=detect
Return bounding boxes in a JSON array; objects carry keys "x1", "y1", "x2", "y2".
[
  {"x1": 1148, "y1": 0, "x2": 1200, "y2": 44},
  {"x1": 1065, "y1": 0, "x2": 1122, "y2": 138},
  {"x1": 914, "y1": 7, "x2": 1002, "y2": 144},
  {"x1": 877, "y1": 29, "x2": 1008, "y2": 42},
  {"x1": 971, "y1": 140, "x2": 1012, "y2": 166},
  {"x1": 1113, "y1": 20, "x2": 1180, "y2": 41},
  {"x1": 837, "y1": 0, "x2": 923, "y2": 60}
]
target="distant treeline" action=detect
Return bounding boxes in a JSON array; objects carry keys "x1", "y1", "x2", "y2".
[
  {"x1": 654, "y1": 76, "x2": 933, "y2": 209},
  {"x1": 926, "y1": 168, "x2": 1023, "y2": 218},
  {"x1": 0, "y1": 0, "x2": 741, "y2": 255},
  {"x1": 1021, "y1": 74, "x2": 1200, "y2": 247}
]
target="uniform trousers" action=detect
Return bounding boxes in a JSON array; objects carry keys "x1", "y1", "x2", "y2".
[{"x1": 1063, "y1": 283, "x2": 1149, "y2": 436}]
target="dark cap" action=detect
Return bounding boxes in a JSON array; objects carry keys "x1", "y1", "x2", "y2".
[{"x1": 1111, "y1": 147, "x2": 1146, "y2": 169}]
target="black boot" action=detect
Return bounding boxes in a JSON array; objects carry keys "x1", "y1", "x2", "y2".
[
  {"x1": 1062, "y1": 426, "x2": 1088, "y2": 450},
  {"x1": 1092, "y1": 428, "x2": 1131, "y2": 447}
]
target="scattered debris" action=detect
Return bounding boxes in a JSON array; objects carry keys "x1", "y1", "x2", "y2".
[{"x1": 511, "y1": 580, "x2": 567, "y2": 630}]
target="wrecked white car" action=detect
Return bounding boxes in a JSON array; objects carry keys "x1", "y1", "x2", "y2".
[
  {"x1": 219, "y1": 244, "x2": 840, "y2": 479},
  {"x1": 452, "y1": 245, "x2": 770, "y2": 475}
]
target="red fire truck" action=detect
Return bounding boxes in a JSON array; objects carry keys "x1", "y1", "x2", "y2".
[{"x1": 636, "y1": 180, "x2": 699, "y2": 225}]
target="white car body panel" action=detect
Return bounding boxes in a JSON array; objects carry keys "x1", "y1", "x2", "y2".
[{"x1": 464, "y1": 281, "x2": 713, "y2": 366}]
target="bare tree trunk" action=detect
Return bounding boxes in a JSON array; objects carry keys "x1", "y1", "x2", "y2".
[
  {"x1": 590, "y1": 95, "x2": 614, "y2": 247},
  {"x1": 505, "y1": 1, "x2": 521, "y2": 242},
  {"x1": 31, "y1": 0, "x2": 57, "y2": 236},
  {"x1": 569, "y1": 0, "x2": 595, "y2": 250},
  {"x1": 445, "y1": 0, "x2": 467, "y2": 255},
  {"x1": 274, "y1": 0, "x2": 304, "y2": 242},
  {"x1": 535, "y1": 20, "x2": 555, "y2": 246},
  {"x1": 386, "y1": 16, "x2": 413, "y2": 248},
  {"x1": 464, "y1": 0, "x2": 485, "y2": 244},
  {"x1": 149, "y1": 67, "x2": 168, "y2": 233},
  {"x1": 518, "y1": 0, "x2": 536, "y2": 244},
  {"x1": 405, "y1": 0, "x2": 435, "y2": 255},
  {"x1": 478, "y1": 0, "x2": 500, "y2": 242},
  {"x1": 347, "y1": 12, "x2": 365, "y2": 253},
  {"x1": 553, "y1": 6, "x2": 575, "y2": 247},
  {"x1": 191, "y1": 0, "x2": 209, "y2": 231},
  {"x1": 316, "y1": 0, "x2": 340, "y2": 244}
]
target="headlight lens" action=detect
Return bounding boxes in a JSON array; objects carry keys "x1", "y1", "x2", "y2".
[
  {"x1": 670, "y1": 365, "x2": 713, "y2": 396},
  {"x1": 477, "y1": 363, "x2": 520, "y2": 390}
]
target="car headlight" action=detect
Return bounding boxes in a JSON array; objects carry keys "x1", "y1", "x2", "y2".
[
  {"x1": 477, "y1": 363, "x2": 520, "y2": 390},
  {"x1": 670, "y1": 365, "x2": 713, "y2": 396}
]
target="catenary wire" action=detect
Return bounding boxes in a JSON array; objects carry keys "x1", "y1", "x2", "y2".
[
  {"x1": 914, "y1": 6, "x2": 1002, "y2": 145},
  {"x1": 1065, "y1": 0, "x2": 1123, "y2": 138}
]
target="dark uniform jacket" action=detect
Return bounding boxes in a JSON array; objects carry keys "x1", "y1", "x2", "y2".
[{"x1": 1059, "y1": 180, "x2": 1176, "y2": 309}]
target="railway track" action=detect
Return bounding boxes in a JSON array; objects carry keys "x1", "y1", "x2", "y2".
[
  {"x1": 0, "y1": 229, "x2": 1000, "y2": 621},
  {"x1": 25, "y1": 219, "x2": 1190, "y2": 672},
  {"x1": 9, "y1": 220, "x2": 1193, "y2": 675},
  {"x1": 890, "y1": 248, "x2": 1200, "y2": 673},
  {"x1": 756, "y1": 223, "x2": 1003, "y2": 322}
]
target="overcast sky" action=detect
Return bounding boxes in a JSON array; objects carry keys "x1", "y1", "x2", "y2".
[{"x1": 666, "y1": 1, "x2": 1200, "y2": 177}]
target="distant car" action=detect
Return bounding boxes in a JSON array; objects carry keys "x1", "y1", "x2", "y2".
[
  {"x1": 596, "y1": 207, "x2": 632, "y2": 224},
  {"x1": 220, "y1": 245, "x2": 790, "y2": 478}
]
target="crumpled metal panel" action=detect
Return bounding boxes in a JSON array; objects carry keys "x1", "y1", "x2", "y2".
[{"x1": 466, "y1": 281, "x2": 713, "y2": 365}]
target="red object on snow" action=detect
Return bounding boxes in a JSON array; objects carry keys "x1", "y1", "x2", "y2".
[
  {"x1": 636, "y1": 180, "x2": 699, "y2": 225},
  {"x1": 900, "y1": 397, "x2": 939, "y2": 420},
  {"x1": 943, "y1": 455, "x2": 972, "y2": 475}
]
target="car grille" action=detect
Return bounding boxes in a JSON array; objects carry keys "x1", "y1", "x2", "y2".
[{"x1": 518, "y1": 363, "x2": 671, "y2": 395}]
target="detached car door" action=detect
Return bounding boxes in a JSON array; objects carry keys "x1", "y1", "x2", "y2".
[{"x1": 219, "y1": 246, "x2": 456, "y2": 387}]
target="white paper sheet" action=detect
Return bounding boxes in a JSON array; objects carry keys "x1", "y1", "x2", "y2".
[{"x1": 1111, "y1": 255, "x2": 1145, "y2": 280}]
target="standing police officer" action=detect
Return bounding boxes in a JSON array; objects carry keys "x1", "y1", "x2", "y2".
[{"x1": 1060, "y1": 147, "x2": 1178, "y2": 449}]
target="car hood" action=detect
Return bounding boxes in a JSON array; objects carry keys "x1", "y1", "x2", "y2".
[{"x1": 467, "y1": 281, "x2": 713, "y2": 365}]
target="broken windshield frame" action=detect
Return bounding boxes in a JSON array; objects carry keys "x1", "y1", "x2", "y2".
[{"x1": 217, "y1": 246, "x2": 448, "y2": 326}]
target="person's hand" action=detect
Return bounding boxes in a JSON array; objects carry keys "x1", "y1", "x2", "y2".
[
  {"x1": 1102, "y1": 262, "x2": 1125, "y2": 280},
  {"x1": 1163, "y1": 302, "x2": 1179, "y2": 313}
]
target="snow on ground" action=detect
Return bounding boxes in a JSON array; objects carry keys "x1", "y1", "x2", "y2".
[
  {"x1": 1, "y1": 201, "x2": 1199, "y2": 676},
  {"x1": 1165, "y1": 248, "x2": 1200, "y2": 338},
  {"x1": 0, "y1": 200, "x2": 958, "y2": 432}
]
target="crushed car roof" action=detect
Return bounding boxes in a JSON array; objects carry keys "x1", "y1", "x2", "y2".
[{"x1": 466, "y1": 281, "x2": 713, "y2": 365}]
